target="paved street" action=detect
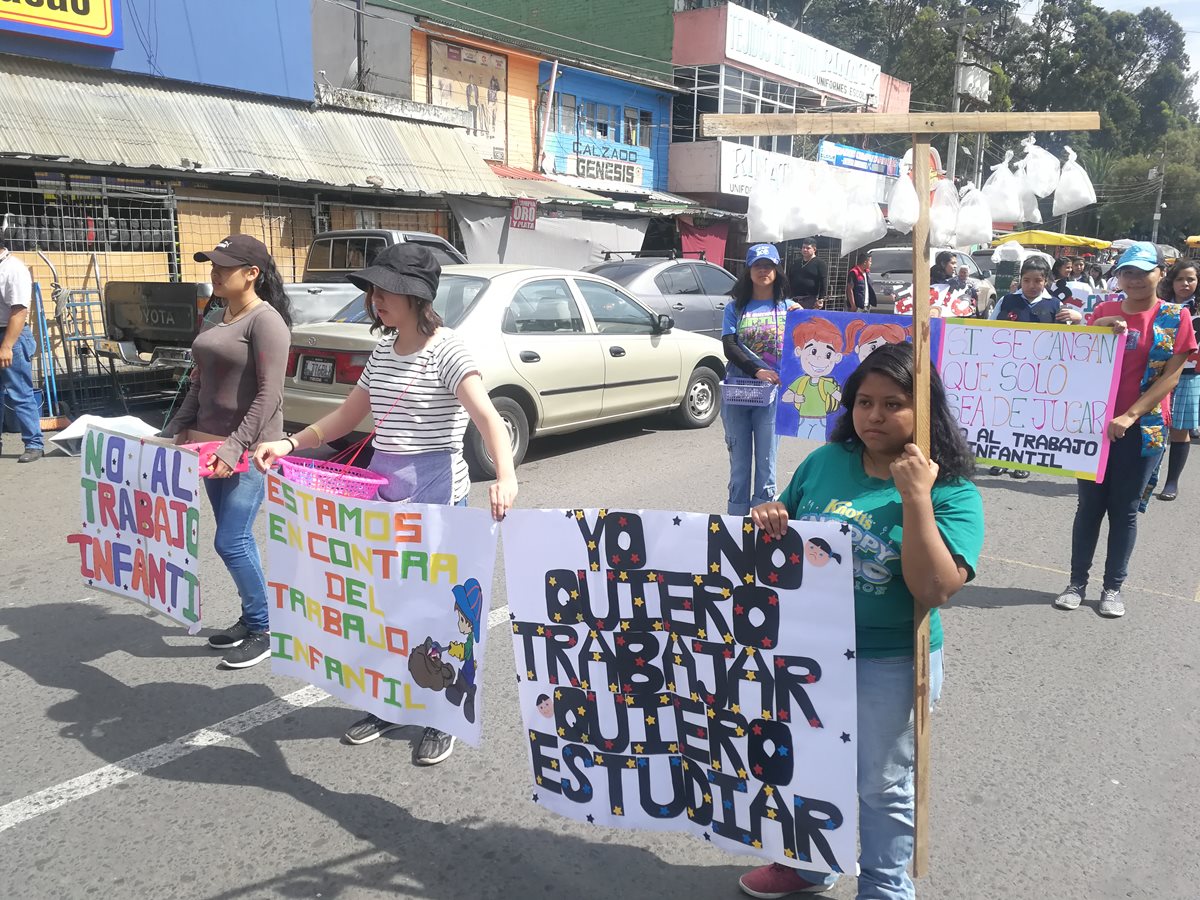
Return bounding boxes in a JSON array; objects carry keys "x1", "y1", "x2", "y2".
[{"x1": 1, "y1": 416, "x2": 1198, "y2": 900}]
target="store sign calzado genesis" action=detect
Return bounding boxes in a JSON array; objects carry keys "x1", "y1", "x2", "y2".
[
  {"x1": 724, "y1": 3, "x2": 879, "y2": 105},
  {"x1": 0, "y1": 0, "x2": 123, "y2": 50}
]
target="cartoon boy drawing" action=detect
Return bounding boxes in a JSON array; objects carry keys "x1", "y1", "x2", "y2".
[
  {"x1": 536, "y1": 694, "x2": 554, "y2": 719},
  {"x1": 805, "y1": 537, "x2": 843, "y2": 567},
  {"x1": 445, "y1": 578, "x2": 483, "y2": 724},
  {"x1": 782, "y1": 318, "x2": 844, "y2": 423}
]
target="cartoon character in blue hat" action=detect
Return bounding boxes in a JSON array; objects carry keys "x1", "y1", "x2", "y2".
[{"x1": 445, "y1": 578, "x2": 482, "y2": 723}]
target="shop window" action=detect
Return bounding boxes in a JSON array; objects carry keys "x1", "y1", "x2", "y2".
[
  {"x1": 559, "y1": 94, "x2": 577, "y2": 134},
  {"x1": 623, "y1": 108, "x2": 639, "y2": 146},
  {"x1": 582, "y1": 101, "x2": 596, "y2": 138},
  {"x1": 595, "y1": 103, "x2": 612, "y2": 139},
  {"x1": 639, "y1": 110, "x2": 653, "y2": 149}
]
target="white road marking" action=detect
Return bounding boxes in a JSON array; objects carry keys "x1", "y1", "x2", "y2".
[{"x1": 0, "y1": 604, "x2": 512, "y2": 834}]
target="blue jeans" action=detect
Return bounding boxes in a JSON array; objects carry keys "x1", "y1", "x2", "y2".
[
  {"x1": 721, "y1": 393, "x2": 779, "y2": 516},
  {"x1": 204, "y1": 464, "x2": 269, "y2": 632},
  {"x1": 0, "y1": 329, "x2": 44, "y2": 450},
  {"x1": 799, "y1": 649, "x2": 945, "y2": 900},
  {"x1": 1070, "y1": 428, "x2": 1162, "y2": 591}
]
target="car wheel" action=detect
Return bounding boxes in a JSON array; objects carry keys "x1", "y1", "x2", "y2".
[
  {"x1": 674, "y1": 366, "x2": 720, "y2": 428},
  {"x1": 465, "y1": 395, "x2": 529, "y2": 480}
]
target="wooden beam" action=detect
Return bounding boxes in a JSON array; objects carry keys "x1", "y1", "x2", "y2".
[
  {"x1": 910, "y1": 136, "x2": 934, "y2": 880},
  {"x1": 701, "y1": 111, "x2": 1101, "y2": 137}
]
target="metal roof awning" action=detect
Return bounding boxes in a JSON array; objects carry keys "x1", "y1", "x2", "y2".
[
  {"x1": 485, "y1": 162, "x2": 615, "y2": 205},
  {"x1": 0, "y1": 54, "x2": 508, "y2": 198}
]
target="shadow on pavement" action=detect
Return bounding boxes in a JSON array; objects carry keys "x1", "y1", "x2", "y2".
[
  {"x1": 974, "y1": 475, "x2": 1078, "y2": 499},
  {"x1": 522, "y1": 418, "x2": 667, "y2": 466},
  {"x1": 0, "y1": 602, "x2": 748, "y2": 900},
  {"x1": 947, "y1": 584, "x2": 1052, "y2": 608}
]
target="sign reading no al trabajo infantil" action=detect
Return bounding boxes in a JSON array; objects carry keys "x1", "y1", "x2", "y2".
[
  {"x1": 263, "y1": 472, "x2": 498, "y2": 745},
  {"x1": 505, "y1": 509, "x2": 858, "y2": 873},
  {"x1": 0, "y1": 0, "x2": 123, "y2": 50},
  {"x1": 939, "y1": 320, "x2": 1124, "y2": 481},
  {"x1": 67, "y1": 426, "x2": 202, "y2": 632}
]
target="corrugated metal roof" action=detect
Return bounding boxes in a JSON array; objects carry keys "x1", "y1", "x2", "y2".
[
  {"x1": 0, "y1": 54, "x2": 508, "y2": 197},
  {"x1": 485, "y1": 162, "x2": 613, "y2": 204}
]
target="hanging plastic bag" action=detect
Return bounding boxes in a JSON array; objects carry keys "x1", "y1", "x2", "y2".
[
  {"x1": 810, "y1": 162, "x2": 847, "y2": 238},
  {"x1": 981, "y1": 150, "x2": 1021, "y2": 222},
  {"x1": 775, "y1": 164, "x2": 823, "y2": 240},
  {"x1": 1016, "y1": 160, "x2": 1042, "y2": 224},
  {"x1": 929, "y1": 178, "x2": 959, "y2": 247},
  {"x1": 887, "y1": 165, "x2": 919, "y2": 234},
  {"x1": 748, "y1": 173, "x2": 784, "y2": 242},
  {"x1": 840, "y1": 181, "x2": 888, "y2": 255},
  {"x1": 955, "y1": 184, "x2": 994, "y2": 246},
  {"x1": 1052, "y1": 145, "x2": 1097, "y2": 216},
  {"x1": 1021, "y1": 136, "x2": 1059, "y2": 197}
]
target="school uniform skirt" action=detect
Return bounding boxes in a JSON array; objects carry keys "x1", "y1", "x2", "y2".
[{"x1": 1171, "y1": 370, "x2": 1200, "y2": 431}]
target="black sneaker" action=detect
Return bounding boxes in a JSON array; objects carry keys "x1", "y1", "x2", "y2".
[
  {"x1": 221, "y1": 632, "x2": 271, "y2": 669},
  {"x1": 18, "y1": 448, "x2": 43, "y2": 463},
  {"x1": 208, "y1": 619, "x2": 251, "y2": 649},
  {"x1": 344, "y1": 713, "x2": 404, "y2": 745},
  {"x1": 415, "y1": 727, "x2": 455, "y2": 765}
]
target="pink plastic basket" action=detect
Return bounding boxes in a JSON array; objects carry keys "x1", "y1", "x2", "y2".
[
  {"x1": 182, "y1": 441, "x2": 249, "y2": 476},
  {"x1": 278, "y1": 456, "x2": 387, "y2": 500}
]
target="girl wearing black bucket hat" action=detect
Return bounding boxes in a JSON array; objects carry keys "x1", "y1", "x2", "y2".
[
  {"x1": 254, "y1": 242, "x2": 517, "y2": 765},
  {"x1": 161, "y1": 234, "x2": 294, "y2": 669}
]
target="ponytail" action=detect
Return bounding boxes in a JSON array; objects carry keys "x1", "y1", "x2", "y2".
[{"x1": 255, "y1": 259, "x2": 293, "y2": 328}]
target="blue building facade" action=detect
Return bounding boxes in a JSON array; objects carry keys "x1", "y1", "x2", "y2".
[
  {"x1": 0, "y1": 0, "x2": 313, "y2": 101},
  {"x1": 539, "y1": 63, "x2": 669, "y2": 193}
]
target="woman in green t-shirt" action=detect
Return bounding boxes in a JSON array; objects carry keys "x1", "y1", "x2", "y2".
[{"x1": 738, "y1": 342, "x2": 984, "y2": 900}]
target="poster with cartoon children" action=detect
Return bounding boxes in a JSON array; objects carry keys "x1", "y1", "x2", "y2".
[{"x1": 776, "y1": 310, "x2": 943, "y2": 439}]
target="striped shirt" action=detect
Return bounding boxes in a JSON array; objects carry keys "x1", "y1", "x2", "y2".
[{"x1": 357, "y1": 329, "x2": 479, "y2": 502}]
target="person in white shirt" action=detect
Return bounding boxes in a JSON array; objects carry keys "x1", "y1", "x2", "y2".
[{"x1": 0, "y1": 231, "x2": 43, "y2": 462}]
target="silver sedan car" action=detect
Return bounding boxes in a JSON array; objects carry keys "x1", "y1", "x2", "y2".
[{"x1": 282, "y1": 265, "x2": 727, "y2": 477}]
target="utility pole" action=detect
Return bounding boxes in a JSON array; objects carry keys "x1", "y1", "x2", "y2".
[
  {"x1": 1150, "y1": 151, "x2": 1166, "y2": 243},
  {"x1": 354, "y1": 0, "x2": 367, "y2": 92},
  {"x1": 945, "y1": 20, "x2": 969, "y2": 183}
]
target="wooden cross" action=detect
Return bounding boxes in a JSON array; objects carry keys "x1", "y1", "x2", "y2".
[{"x1": 703, "y1": 110, "x2": 1101, "y2": 877}]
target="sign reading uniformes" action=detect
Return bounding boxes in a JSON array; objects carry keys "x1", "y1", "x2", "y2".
[
  {"x1": 67, "y1": 426, "x2": 202, "y2": 631},
  {"x1": 939, "y1": 319, "x2": 1124, "y2": 480},
  {"x1": 264, "y1": 471, "x2": 498, "y2": 744},
  {"x1": 504, "y1": 509, "x2": 857, "y2": 873}
]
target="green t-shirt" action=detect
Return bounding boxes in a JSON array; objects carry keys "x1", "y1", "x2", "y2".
[{"x1": 779, "y1": 443, "x2": 984, "y2": 658}]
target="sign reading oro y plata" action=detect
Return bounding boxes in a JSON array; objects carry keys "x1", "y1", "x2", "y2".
[{"x1": 0, "y1": 0, "x2": 123, "y2": 50}]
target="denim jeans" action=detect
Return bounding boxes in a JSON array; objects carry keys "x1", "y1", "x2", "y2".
[
  {"x1": 0, "y1": 329, "x2": 44, "y2": 450},
  {"x1": 799, "y1": 649, "x2": 945, "y2": 900},
  {"x1": 204, "y1": 464, "x2": 269, "y2": 632},
  {"x1": 721, "y1": 392, "x2": 779, "y2": 516},
  {"x1": 1070, "y1": 428, "x2": 1162, "y2": 591}
]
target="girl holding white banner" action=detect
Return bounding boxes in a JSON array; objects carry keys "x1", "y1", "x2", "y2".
[
  {"x1": 1157, "y1": 259, "x2": 1199, "y2": 501},
  {"x1": 1057, "y1": 243, "x2": 1197, "y2": 618},
  {"x1": 740, "y1": 342, "x2": 984, "y2": 900},
  {"x1": 254, "y1": 243, "x2": 516, "y2": 766}
]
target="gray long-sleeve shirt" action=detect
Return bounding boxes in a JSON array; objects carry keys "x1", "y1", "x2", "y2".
[{"x1": 162, "y1": 302, "x2": 291, "y2": 468}]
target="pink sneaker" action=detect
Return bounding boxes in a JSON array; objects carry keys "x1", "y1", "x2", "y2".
[{"x1": 738, "y1": 863, "x2": 833, "y2": 898}]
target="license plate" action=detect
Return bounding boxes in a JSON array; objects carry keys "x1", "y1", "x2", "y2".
[{"x1": 301, "y1": 357, "x2": 335, "y2": 384}]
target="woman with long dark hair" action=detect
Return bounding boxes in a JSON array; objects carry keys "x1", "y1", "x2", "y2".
[
  {"x1": 1157, "y1": 258, "x2": 1199, "y2": 500},
  {"x1": 738, "y1": 342, "x2": 983, "y2": 900},
  {"x1": 720, "y1": 243, "x2": 797, "y2": 515},
  {"x1": 255, "y1": 243, "x2": 516, "y2": 765},
  {"x1": 161, "y1": 234, "x2": 293, "y2": 669}
]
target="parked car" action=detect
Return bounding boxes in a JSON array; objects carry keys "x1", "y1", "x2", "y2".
[
  {"x1": 872, "y1": 246, "x2": 996, "y2": 316},
  {"x1": 583, "y1": 255, "x2": 736, "y2": 339},
  {"x1": 282, "y1": 265, "x2": 727, "y2": 477}
]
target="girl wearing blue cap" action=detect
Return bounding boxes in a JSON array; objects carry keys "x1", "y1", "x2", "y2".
[
  {"x1": 1056, "y1": 242, "x2": 1197, "y2": 618},
  {"x1": 720, "y1": 243, "x2": 799, "y2": 515}
]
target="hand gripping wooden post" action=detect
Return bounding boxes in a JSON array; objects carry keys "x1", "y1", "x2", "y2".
[{"x1": 702, "y1": 110, "x2": 1100, "y2": 877}]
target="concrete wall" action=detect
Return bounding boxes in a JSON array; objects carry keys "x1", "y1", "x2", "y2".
[
  {"x1": 0, "y1": 0, "x2": 314, "y2": 101},
  {"x1": 312, "y1": 1, "x2": 415, "y2": 98}
]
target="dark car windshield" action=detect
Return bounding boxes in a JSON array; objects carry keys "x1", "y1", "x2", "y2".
[
  {"x1": 329, "y1": 274, "x2": 488, "y2": 328},
  {"x1": 871, "y1": 249, "x2": 915, "y2": 277},
  {"x1": 587, "y1": 263, "x2": 650, "y2": 286}
]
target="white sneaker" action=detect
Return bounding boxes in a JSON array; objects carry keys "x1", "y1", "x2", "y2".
[
  {"x1": 1097, "y1": 588, "x2": 1125, "y2": 618},
  {"x1": 1053, "y1": 584, "x2": 1085, "y2": 610}
]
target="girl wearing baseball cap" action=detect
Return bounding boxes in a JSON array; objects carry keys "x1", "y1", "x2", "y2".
[
  {"x1": 1055, "y1": 242, "x2": 1197, "y2": 618},
  {"x1": 720, "y1": 243, "x2": 799, "y2": 516},
  {"x1": 161, "y1": 234, "x2": 294, "y2": 669},
  {"x1": 254, "y1": 243, "x2": 517, "y2": 765}
]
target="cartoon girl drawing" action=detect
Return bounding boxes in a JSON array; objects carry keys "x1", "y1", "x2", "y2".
[
  {"x1": 782, "y1": 318, "x2": 844, "y2": 427},
  {"x1": 805, "y1": 537, "x2": 843, "y2": 567},
  {"x1": 845, "y1": 319, "x2": 911, "y2": 363}
]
